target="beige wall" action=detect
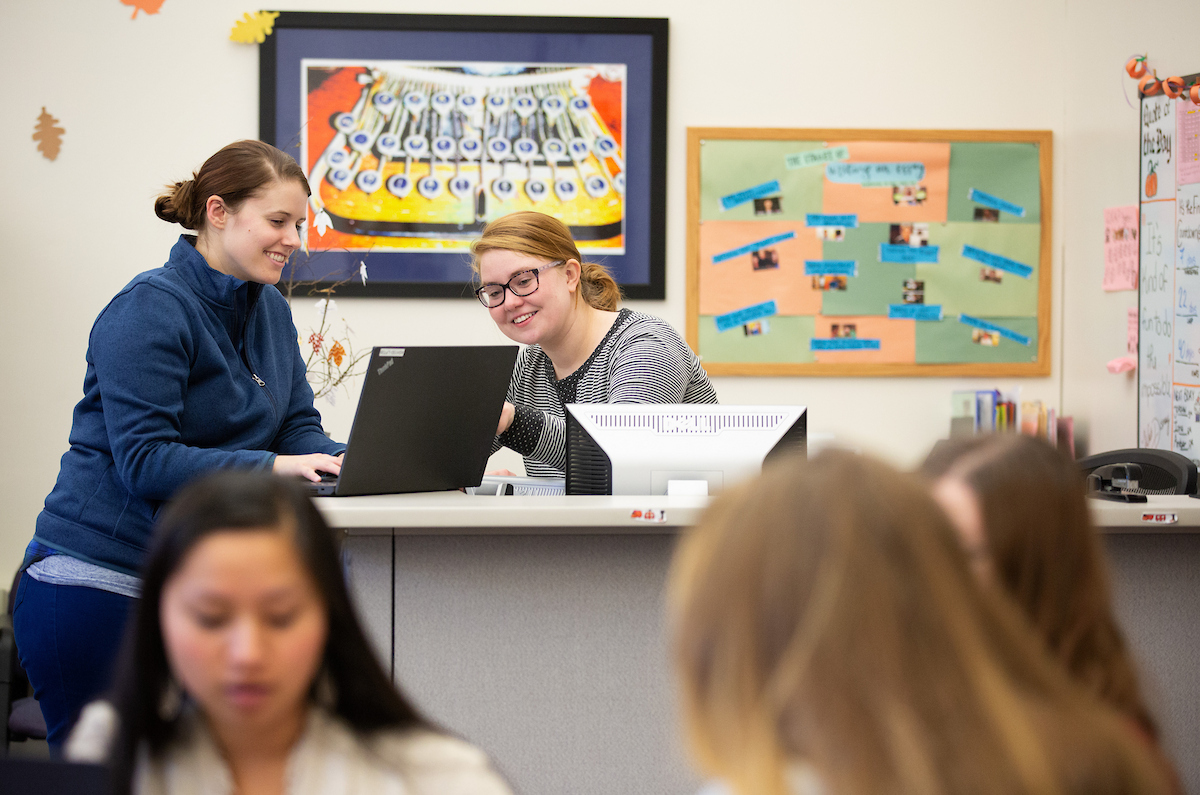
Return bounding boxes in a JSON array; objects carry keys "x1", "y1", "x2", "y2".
[{"x1": 2, "y1": 0, "x2": 1197, "y2": 576}]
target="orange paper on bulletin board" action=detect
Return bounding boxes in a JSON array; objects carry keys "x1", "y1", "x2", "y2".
[{"x1": 822, "y1": 141, "x2": 950, "y2": 223}]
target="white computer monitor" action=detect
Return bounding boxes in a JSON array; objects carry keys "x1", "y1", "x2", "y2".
[{"x1": 564, "y1": 404, "x2": 807, "y2": 496}]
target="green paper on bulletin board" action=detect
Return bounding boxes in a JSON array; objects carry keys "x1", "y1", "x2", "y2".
[
  {"x1": 915, "y1": 317, "x2": 1039, "y2": 364},
  {"x1": 687, "y1": 128, "x2": 1051, "y2": 376},
  {"x1": 699, "y1": 140, "x2": 827, "y2": 222},
  {"x1": 697, "y1": 315, "x2": 816, "y2": 364},
  {"x1": 819, "y1": 223, "x2": 914, "y2": 316},
  {"x1": 946, "y1": 142, "x2": 1041, "y2": 223}
]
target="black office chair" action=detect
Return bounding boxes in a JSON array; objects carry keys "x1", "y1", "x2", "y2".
[{"x1": 3, "y1": 569, "x2": 47, "y2": 752}]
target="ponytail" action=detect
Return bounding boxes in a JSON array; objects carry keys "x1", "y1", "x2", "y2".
[{"x1": 579, "y1": 261, "x2": 622, "y2": 311}]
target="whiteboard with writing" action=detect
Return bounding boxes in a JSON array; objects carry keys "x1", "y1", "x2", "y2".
[{"x1": 1139, "y1": 76, "x2": 1200, "y2": 461}]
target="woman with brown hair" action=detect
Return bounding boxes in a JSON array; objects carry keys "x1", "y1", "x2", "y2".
[
  {"x1": 922, "y1": 434, "x2": 1168, "y2": 747},
  {"x1": 471, "y1": 211, "x2": 717, "y2": 478},
  {"x1": 13, "y1": 140, "x2": 344, "y2": 747},
  {"x1": 670, "y1": 449, "x2": 1170, "y2": 795}
]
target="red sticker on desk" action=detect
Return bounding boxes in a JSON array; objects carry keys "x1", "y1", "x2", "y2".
[
  {"x1": 1140, "y1": 513, "x2": 1177, "y2": 524},
  {"x1": 630, "y1": 509, "x2": 667, "y2": 523}
]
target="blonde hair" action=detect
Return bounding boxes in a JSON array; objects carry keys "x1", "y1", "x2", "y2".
[
  {"x1": 470, "y1": 211, "x2": 621, "y2": 311},
  {"x1": 670, "y1": 450, "x2": 1168, "y2": 795}
]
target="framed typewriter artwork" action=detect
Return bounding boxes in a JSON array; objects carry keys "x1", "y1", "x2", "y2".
[{"x1": 261, "y1": 12, "x2": 668, "y2": 298}]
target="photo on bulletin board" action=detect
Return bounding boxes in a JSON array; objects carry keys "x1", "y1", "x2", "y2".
[
  {"x1": 1136, "y1": 71, "x2": 1200, "y2": 454},
  {"x1": 260, "y1": 12, "x2": 668, "y2": 298},
  {"x1": 686, "y1": 128, "x2": 1053, "y2": 376}
]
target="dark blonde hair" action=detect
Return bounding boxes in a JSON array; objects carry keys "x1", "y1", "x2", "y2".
[
  {"x1": 671, "y1": 450, "x2": 1168, "y2": 795},
  {"x1": 922, "y1": 434, "x2": 1157, "y2": 737},
  {"x1": 154, "y1": 140, "x2": 310, "y2": 231},
  {"x1": 470, "y1": 211, "x2": 622, "y2": 311}
]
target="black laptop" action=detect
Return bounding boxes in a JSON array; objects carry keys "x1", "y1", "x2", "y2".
[{"x1": 311, "y1": 345, "x2": 518, "y2": 496}]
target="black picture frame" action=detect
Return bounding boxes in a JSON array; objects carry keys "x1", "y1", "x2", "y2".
[{"x1": 260, "y1": 12, "x2": 668, "y2": 299}]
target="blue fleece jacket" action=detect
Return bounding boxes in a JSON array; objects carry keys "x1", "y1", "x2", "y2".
[{"x1": 33, "y1": 236, "x2": 344, "y2": 574}]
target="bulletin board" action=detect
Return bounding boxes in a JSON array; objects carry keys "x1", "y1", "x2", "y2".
[
  {"x1": 1137, "y1": 73, "x2": 1200, "y2": 455},
  {"x1": 686, "y1": 128, "x2": 1053, "y2": 376}
]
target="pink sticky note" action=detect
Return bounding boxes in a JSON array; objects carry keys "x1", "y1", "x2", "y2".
[
  {"x1": 1179, "y1": 103, "x2": 1200, "y2": 187},
  {"x1": 1103, "y1": 206, "x2": 1138, "y2": 291},
  {"x1": 1127, "y1": 306, "x2": 1138, "y2": 355},
  {"x1": 1107, "y1": 355, "x2": 1137, "y2": 373}
]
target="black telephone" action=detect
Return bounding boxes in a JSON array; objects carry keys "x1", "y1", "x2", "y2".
[{"x1": 1077, "y1": 448, "x2": 1198, "y2": 500}]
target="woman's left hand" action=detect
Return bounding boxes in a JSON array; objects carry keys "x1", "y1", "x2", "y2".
[{"x1": 274, "y1": 453, "x2": 343, "y2": 482}]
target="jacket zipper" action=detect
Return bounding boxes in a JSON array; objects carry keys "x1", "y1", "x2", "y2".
[{"x1": 240, "y1": 286, "x2": 279, "y2": 422}]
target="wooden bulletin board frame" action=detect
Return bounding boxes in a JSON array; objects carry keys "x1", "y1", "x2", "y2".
[{"x1": 686, "y1": 128, "x2": 1053, "y2": 377}]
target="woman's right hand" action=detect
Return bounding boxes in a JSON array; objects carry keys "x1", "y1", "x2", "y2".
[
  {"x1": 273, "y1": 453, "x2": 343, "y2": 482},
  {"x1": 497, "y1": 401, "x2": 516, "y2": 435}
]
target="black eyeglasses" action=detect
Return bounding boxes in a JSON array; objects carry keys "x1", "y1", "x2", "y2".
[{"x1": 475, "y1": 260, "x2": 565, "y2": 308}]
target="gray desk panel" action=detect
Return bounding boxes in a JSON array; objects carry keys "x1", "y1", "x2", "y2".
[
  {"x1": 390, "y1": 534, "x2": 699, "y2": 795},
  {"x1": 1105, "y1": 533, "x2": 1200, "y2": 794}
]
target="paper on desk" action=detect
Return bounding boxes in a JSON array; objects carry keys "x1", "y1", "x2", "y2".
[{"x1": 1103, "y1": 206, "x2": 1138, "y2": 291}]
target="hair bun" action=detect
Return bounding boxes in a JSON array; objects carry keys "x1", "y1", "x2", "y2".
[{"x1": 154, "y1": 177, "x2": 200, "y2": 229}]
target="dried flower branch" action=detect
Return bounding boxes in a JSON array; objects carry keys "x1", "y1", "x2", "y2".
[{"x1": 282, "y1": 248, "x2": 371, "y2": 405}]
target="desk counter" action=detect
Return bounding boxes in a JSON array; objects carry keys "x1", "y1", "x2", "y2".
[
  {"x1": 316, "y1": 491, "x2": 707, "y2": 532},
  {"x1": 317, "y1": 491, "x2": 1200, "y2": 534}
]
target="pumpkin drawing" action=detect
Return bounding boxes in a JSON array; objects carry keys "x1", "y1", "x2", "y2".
[{"x1": 1146, "y1": 162, "x2": 1158, "y2": 198}]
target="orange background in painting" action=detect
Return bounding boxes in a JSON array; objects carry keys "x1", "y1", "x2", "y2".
[
  {"x1": 811, "y1": 316, "x2": 916, "y2": 364},
  {"x1": 822, "y1": 141, "x2": 950, "y2": 223},
  {"x1": 698, "y1": 221, "x2": 823, "y2": 316}
]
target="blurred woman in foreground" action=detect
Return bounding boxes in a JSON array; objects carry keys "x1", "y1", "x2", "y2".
[
  {"x1": 670, "y1": 449, "x2": 1169, "y2": 795},
  {"x1": 923, "y1": 434, "x2": 1177, "y2": 784},
  {"x1": 67, "y1": 471, "x2": 511, "y2": 795}
]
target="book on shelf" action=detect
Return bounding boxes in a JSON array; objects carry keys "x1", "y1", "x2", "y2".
[{"x1": 949, "y1": 389, "x2": 1064, "y2": 448}]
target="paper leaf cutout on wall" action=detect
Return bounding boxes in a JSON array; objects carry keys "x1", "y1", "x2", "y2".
[
  {"x1": 121, "y1": 0, "x2": 165, "y2": 19},
  {"x1": 230, "y1": 11, "x2": 281, "y2": 44},
  {"x1": 33, "y1": 108, "x2": 65, "y2": 161}
]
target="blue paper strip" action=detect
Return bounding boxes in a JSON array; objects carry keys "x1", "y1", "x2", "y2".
[
  {"x1": 879, "y1": 244, "x2": 940, "y2": 264},
  {"x1": 960, "y1": 245, "x2": 1033, "y2": 278},
  {"x1": 888, "y1": 304, "x2": 943, "y2": 321},
  {"x1": 958, "y1": 314, "x2": 1031, "y2": 346},
  {"x1": 810, "y1": 338, "x2": 882, "y2": 351},
  {"x1": 715, "y1": 301, "x2": 778, "y2": 333},
  {"x1": 713, "y1": 232, "x2": 797, "y2": 264},
  {"x1": 719, "y1": 180, "x2": 781, "y2": 211},
  {"x1": 804, "y1": 260, "x2": 858, "y2": 276},
  {"x1": 968, "y1": 188, "x2": 1026, "y2": 218},
  {"x1": 805, "y1": 213, "x2": 859, "y2": 228},
  {"x1": 826, "y1": 162, "x2": 925, "y2": 184}
]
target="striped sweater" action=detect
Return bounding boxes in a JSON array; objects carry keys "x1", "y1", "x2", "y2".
[{"x1": 497, "y1": 309, "x2": 719, "y2": 477}]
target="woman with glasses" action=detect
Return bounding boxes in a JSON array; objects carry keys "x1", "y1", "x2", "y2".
[{"x1": 471, "y1": 211, "x2": 717, "y2": 478}]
